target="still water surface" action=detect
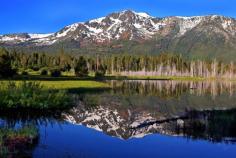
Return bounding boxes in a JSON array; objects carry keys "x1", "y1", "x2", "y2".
[{"x1": 1, "y1": 80, "x2": 236, "y2": 158}]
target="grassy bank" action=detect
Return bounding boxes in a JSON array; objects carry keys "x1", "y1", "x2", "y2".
[
  {"x1": 0, "y1": 80, "x2": 110, "y2": 90},
  {"x1": 105, "y1": 75, "x2": 206, "y2": 81},
  {"x1": 0, "y1": 82, "x2": 72, "y2": 110},
  {"x1": 124, "y1": 76, "x2": 236, "y2": 81},
  {"x1": 0, "y1": 80, "x2": 110, "y2": 110},
  {"x1": 40, "y1": 80, "x2": 110, "y2": 89},
  {"x1": 127, "y1": 76, "x2": 205, "y2": 81}
]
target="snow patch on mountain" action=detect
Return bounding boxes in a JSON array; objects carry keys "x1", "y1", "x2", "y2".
[
  {"x1": 0, "y1": 35, "x2": 28, "y2": 43},
  {"x1": 89, "y1": 17, "x2": 106, "y2": 23},
  {"x1": 177, "y1": 16, "x2": 204, "y2": 36},
  {"x1": 85, "y1": 25, "x2": 103, "y2": 34},
  {"x1": 222, "y1": 19, "x2": 232, "y2": 29},
  {"x1": 29, "y1": 33, "x2": 53, "y2": 39},
  {"x1": 55, "y1": 23, "x2": 79, "y2": 38},
  {"x1": 133, "y1": 11, "x2": 153, "y2": 18}
]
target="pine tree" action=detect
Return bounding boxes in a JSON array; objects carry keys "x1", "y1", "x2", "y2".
[
  {"x1": 0, "y1": 48, "x2": 16, "y2": 78},
  {"x1": 74, "y1": 56, "x2": 88, "y2": 77}
]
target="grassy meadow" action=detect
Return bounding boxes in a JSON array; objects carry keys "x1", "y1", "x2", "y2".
[
  {"x1": 0, "y1": 80, "x2": 110, "y2": 90},
  {"x1": 0, "y1": 68, "x2": 111, "y2": 110}
]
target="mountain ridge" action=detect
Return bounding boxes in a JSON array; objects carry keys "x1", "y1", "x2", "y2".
[{"x1": 1, "y1": 10, "x2": 236, "y2": 61}]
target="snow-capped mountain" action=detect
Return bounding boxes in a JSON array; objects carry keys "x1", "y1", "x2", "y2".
[
  {"x1": 1, "y1": 10, "x2": 235, "y2": 45},
  {"x1": 0, "y1": 33, "x2": 52, "y2": 44},
  {"x1": 0, "y1": 10, "x2": 165, "y2": 45},
  {"x1": 1, "y1": 10, "x2": 236, "y2": 60}
]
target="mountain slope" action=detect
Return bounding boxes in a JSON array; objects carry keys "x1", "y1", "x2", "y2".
[{"x1": 0, "y1": 10, "x2": 236, "y2": 61}]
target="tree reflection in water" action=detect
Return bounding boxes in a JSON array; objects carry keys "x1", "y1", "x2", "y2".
[{"x1": 64, "y1": 80, "x2": 236, "y2": 142}]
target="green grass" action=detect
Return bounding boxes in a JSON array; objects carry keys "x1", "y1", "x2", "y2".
[
  {"x1": 0, "y1": 80, "x2": 110, "y2": 110},
  {"x1": 40, "y1": 81, "x2": 110, "y2": 89},
  {"x1": 19, "y1": 68, "x2": 41, "y2": 76},
  {"x1": 0, "y1": 80, "x2": 110, "y2": 90},
  {"x1": 0, "y1": 82, "x2": 72, "y2": 110}
]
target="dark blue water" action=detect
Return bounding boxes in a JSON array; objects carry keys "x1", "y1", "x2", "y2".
[{"x1": 33, "y1": 121, "x2": 236, "y2": 158}]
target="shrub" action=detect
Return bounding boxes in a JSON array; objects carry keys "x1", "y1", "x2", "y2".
[
  {"x1": 40, "y1": 68, "x2": 48, "y2": 76},
  {"x1": 0, "y1": 81, "x2": 72, "y2": 110},
  {"x1": 21, "y1": 71, "x2": 28, "y2": 76},
  {"x1": 95, "y1": 71, "x2": 105, "y2": 79},
  {"x1": 50, "y1": 68, "x2": 61, "y2": 77}
]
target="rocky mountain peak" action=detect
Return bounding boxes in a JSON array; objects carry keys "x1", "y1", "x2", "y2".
[{"x1": 0, "y1": 10, "x2": 236, "y2": 58}]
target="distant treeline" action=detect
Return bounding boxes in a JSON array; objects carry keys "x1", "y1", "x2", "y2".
[{"x1": 1, "y1": 47, "x2": 236, "y2": 78}]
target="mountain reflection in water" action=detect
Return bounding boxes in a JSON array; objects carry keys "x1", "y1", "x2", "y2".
[{"x1": 64, "y1": 80, "x2": 236, "y2": 142}]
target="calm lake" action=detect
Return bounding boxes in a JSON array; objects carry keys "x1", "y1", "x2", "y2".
[{"x1": 1, "y1": 80, "x2": 236, "y2": 158}]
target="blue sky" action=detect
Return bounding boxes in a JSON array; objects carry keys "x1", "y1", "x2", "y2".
[{"x1": 0, "y1": 0, "x2": 235, "y2": 34}]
